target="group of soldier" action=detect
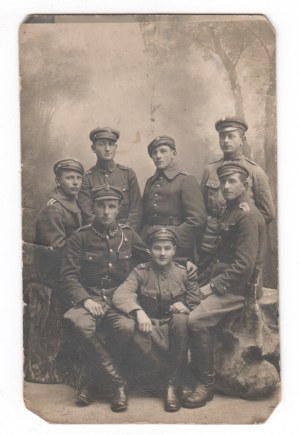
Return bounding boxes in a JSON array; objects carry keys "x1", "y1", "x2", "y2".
[{"x1": 33, "y1": 117, "x2": 275, "y2": 413}]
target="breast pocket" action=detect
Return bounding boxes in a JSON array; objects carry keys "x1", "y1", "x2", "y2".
[
  {"x1": 120, "y1": 184, "x2": 130, "y2": 206},
  {"x1": 171, "y1": 285, "x2": 186, "y2": 302},
  {"x1": 81, "y1": 252, "x2": 107, "y2": 285}
]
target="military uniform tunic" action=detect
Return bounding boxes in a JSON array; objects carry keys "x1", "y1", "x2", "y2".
[
  {"x1": 113, "y1": 261, "x2": 200, "y2": 350},
  {"x1": 61, "y1": 222, "x2": 149, "y2": 310},
  {"x1": 142, "y1": 162, "x2": 207, "y2": 258},
  {"x1": 189, "y1": 196, "x2": 265, "y2": 329},
  {"x1": 34, "y1": 187, "x2": 82, "y2": 288},
  {"x1": 78, "y1": 160, "x2": 142, "y2": 231}
]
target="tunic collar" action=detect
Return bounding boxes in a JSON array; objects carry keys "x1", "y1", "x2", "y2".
[
  {"x1": 152, "y1": 161, "x2": 182, "y2": 181},
  {"x1": 96, "y1": 160, "x2": 116, "y2": 172},
  {"x1": 225, "y1": 191, "x2": 249, "y2": 211},
  {"x1": 150, "y1": 260, "x2": 173, "y2": 274},
  {"x1": 51, "y1": 187, "x2": 81, "y2": 215}
]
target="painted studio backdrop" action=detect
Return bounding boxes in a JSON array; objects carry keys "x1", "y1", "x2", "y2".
[{"x1": 20, "y1": 15, "x2": 279, "y2": 424}]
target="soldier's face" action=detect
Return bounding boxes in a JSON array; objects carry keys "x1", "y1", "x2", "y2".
[
  {"x1": 151, "y1": 145, "x2": 176, "y2": 170},
  {"x1": 219, "y1": 130, "x2": 242, "y2": 154},
  {"x1": 56, "y1": 170, "x2": 82, "y2": 197},
  {"x1": 220, "y1": 173, "x2": 247, "y2": 201},
  {"x1": 150, "y1": 240, "x2": 176, "y2": 267},
  {"x1": 93, "y1": 199, "x2": 120, "y2": 226},
  {"x1": 92, "y1": 139, "x2": 117, "y2": 161}
]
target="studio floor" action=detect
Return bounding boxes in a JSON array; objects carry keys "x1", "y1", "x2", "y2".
[{"x1": 24, "y1": 381, "x2": 280, "y2": 425}]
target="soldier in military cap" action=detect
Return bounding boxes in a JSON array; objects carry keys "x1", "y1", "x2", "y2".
[
  {"x1": 113, "y1": 227, "x2": 200, "y2": 412},
  {"x1": 78, "y1": 127, "x2": 142, "y2": 231},
  {"x1": 34, "y1": 158, "x2": 84, "y2": 288},
  {"x1": 142, "y1": 135, "x2": 207, "y2": 259},
  {"x1": 61, "y1": 184, "x2": 149, "y2": 411},
  {"x1": 182, "y1": 162, "x2": 265, "y2": 409},
  {"x1": 197, "y1": 116, "x2": 275, "y2": 283}
]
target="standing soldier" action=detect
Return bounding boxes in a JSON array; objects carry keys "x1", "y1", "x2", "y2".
[
  {"x1": 34, "y1": 158, "x2": 84, "y2": 288},
  {"x1": 61, "y1": 184, "x2": 149, "y2": 411},
  {"x1": 198, "y1": 117, "x2": 275, "y2": 281},
  {"x1": 183, "y1": 162, "x2": 265, "y2": 409},
  {"x1": 78, "y1": 127, "x2": 142, "y2": 232},
  {"x1": 25, "y1": 158, "x2": 84, "y2": 383},
  {"x1": 142, "y1": 135, "x2": 207, "y2": 259},
  {"x1": 113, "y1": 227, "x2": 200, "y2": 412}
]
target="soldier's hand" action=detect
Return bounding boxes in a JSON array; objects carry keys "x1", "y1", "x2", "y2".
[
  {"x1": 136, "y1": 310, "x2": 152, "y2": 333},
  {"x1": 199, "y1": 284, "x2": 213, "y2": 300},
  {"x1": 186, "y1": 261, "x2": 198, "y2": 280},
  {"x1": 170, "y1": 302, "x2": 190, "y2": 314},
  {"x1": 83, "y1": 299, "x2": 104, "y2": 317}
]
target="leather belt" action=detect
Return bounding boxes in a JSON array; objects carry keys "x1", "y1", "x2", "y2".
[{"x1": 147, "y1": 216, "x2": 183, "y2": 226}]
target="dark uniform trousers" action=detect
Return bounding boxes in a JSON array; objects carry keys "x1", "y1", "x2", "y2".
[
  {"x1": 78, "y1": 160, "x2": 142, "y2": 232},
  {"x1": 197, "y1": 155, "x2": 275, "y2": 282},
  {"x1": 142, "y1": 162, "x2": 207, "y2": 259},
  {"x1": 188, "y1": 197, "x2": 265, "y2": 382}
]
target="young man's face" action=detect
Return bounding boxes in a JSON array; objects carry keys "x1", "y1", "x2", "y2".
[
  {"x1": 219, "y1": 130, "x2": 243, "y2": 154},
  {"x1": 220, "y1": 173, "x2": 247, "y2": 201},
  {"x1": 151, "y1": 145, "x2": 176, "y2": 170},
  {"x1": 150, "y1": 240, "x2": 176, "y2": 267},
  {"x1": 92, "y1": 138, "x2": 117, "y2": 161},
  {"x1": 93, "y1": 199, "x2": 120, "y2": 226},
  {"x1": 56, "y1": 170, "x2": 82, "y2": 197}
]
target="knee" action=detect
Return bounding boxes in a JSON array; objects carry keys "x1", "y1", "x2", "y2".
[
  {"x1": 64, "y1": 308, "x2": 96, "y2": 339},
  {"x1": 170, "y1": 313, "x2": 189, "y2": 334},
  {"x1": 111, "y1": 315, "x2": 135, "y2": 343}
]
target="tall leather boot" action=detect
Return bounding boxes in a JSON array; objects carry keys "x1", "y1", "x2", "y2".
[
  {"x1": 182, "y1": 328, "x2": 215, "y2": 408},
  {"x1": 85, "y1": 335, "x2": 128, "y2": 412},
  {"x1": 164, "y1": 334, "x2": 189, "y2": 412}
]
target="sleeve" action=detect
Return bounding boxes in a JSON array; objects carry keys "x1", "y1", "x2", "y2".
[
  {"x1": 251, "y1": 166, "x2": 275, "y2": 224},
  {"x1": 184, "y1": 274, "x2": 201, "y2": 311},
  {"x1": 175, "y1": 175, "x2": 207, "y2": 253},
  {"x1": 60, "y1": 233, "x2": 91, "y2": 305},
  {"x1": 199, "y1": 166, "x2": 209, "y2": 210},
  {"x1": 35, "y1": 205, "x2": 66, "y2": 250},
  {"x1": 210, "y1": 213, "x2": 259, "y2": 294},
  {"x1": 112, "y1": 268, "x2": 143, "y2": 315},
  {"x1": 131, "y1": 229, "x2": 151, "y2": 264},
  {"x1": 77, "y1": 174, "x2": 95, "y2": 225},
  {"x1": 127, "y1": 169, "x2": 143, "y2": 233}
]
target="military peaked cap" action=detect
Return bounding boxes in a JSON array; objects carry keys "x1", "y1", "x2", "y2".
[
  {"x1": 53, "y1": 158, "x2": 84, "y2": 176},
  {"x1": 217, "y1": 161, "x2": 249, "y2": 179},
  {"x1": 148, "y1": 135, "x2": 176, "y2": 156},
  {"x1": 91, "y1": 184, "x2": 124, "y2": 202},
  {"x1": 215, "y1": 116, "x2": 248, "y2": 133},
  {"x1": 89, "y1": 127, "x2": 120, "y2": 143},
  {"x1": 146, "y1": 227, "x2": 177, "y2": 245}
]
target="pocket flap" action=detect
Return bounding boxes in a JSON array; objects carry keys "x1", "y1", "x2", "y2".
[
  {"x1": 118, "y1": 248, "x2": 132, "y2": 260},
  {"x1": 83, "y1": 251, "x2": 105, "y2": 262}
]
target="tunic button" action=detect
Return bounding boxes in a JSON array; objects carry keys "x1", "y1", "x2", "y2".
[
  {"x1": 154, "y1": 193, "x2": 158, "y2": 197},
  {"x1": 122, "y1": 188, "x2": 126, "y2": 191},
  {"x1": 88, "y1": 256, "x2": 92, "y2": 260},
  {"x1": 157, "y1": 184, "x2": 160, "y2": 188},
  {"x1": 105, "y1": 174, "x2": 109, "y2": 178},
  {"x1": 106, "y1": 235, "x2": 109, "y2": 239},
  {"x1": 153, "y1": 203, "x2": 157, "y2": 207},
  {"x1": 109, "y1": 248, "x2": 113, "y2": 253},
  {"x1": 159, "y1": 176, "x2": 163, "y2": 180},
  {"x1": 108, "y1": 263, "x2": 112, "y2": 268},
  {"x1": 125, "y1": 255, "x2": 129, "y2": 259}
]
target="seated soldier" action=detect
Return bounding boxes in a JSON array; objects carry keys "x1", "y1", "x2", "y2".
[
  {"x1": 112, "y1": 227, "x2": 200, "y2": 412},
  {"x1": 61, "y1": 184, "x2": 150, "y2": 412},
  {"x1": 183, "y1": 162, "x2": 265, "y2": 409}
]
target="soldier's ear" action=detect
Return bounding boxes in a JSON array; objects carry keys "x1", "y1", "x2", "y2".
[
  {"x1": 91, "y1": 143, "x2": 95, "y2": 153},
  {"x1": 242, "y1": 180, "x2": 249, "y2": 191},
  {"x1": 55, "y1": 176, "x2": 60, "y2": 187}
]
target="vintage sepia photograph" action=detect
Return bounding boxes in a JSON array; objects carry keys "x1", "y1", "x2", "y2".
[{"x1": 20, "y1": 14, "x2": 279, "y2": 424}]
